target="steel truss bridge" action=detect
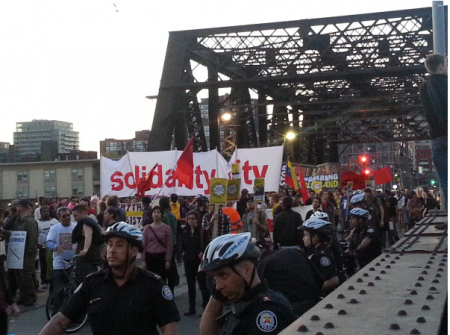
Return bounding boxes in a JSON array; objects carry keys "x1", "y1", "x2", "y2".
[{"x1": 148, "y1": 7, "x2": 447, "y2": 164}]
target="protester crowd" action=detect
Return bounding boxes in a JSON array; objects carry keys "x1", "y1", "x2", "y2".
[{"x1": 0, "y1": 181, "x2": 442, "y2": 335}]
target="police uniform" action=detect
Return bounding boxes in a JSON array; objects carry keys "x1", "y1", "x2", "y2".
[
  {"x1": 61, "y1": 267, "x2": 180, "y2": 335},
  {"x1": 349, "y1": 222, "x2": 379, "y2": 268},
  {"x1": 218, "y1": 280, "x2": 295, "y2": 335},
  {"x1": 308, "y1": 247, "x2": 337, "y2": 295}
]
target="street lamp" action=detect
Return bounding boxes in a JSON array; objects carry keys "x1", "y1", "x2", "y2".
[
  {"x1": 285, "y1": 131, "x2": 296, "y2": 141},
  {"x1": 221, "y1": 112, "x2": 232, "y2": 122}
]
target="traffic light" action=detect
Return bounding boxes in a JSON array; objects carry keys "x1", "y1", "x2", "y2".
[
  {"x1": 431, "y1": 179, "x2": 436, "y2": 186},
  {"x1": 359, "y1": 155, "x2": 368, "y2": 168},
  {"x1": 364, "y1": 169, "x2": 371, "y2": 176}
]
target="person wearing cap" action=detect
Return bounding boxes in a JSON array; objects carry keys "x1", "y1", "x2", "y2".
[
  {"x1": 5, "y1": 200, "x2": 39, "y2": 306},
  {"x1": 199, "y1": 233, "x2": 295, "y2": 335},
  {"x1": 345, "y1": 208, "x2": 379, "y2": 269},
  {"x1": 40, "y1": 222, "x2": 180, "y2": 335}
]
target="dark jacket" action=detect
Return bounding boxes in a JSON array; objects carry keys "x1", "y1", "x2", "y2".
[
  {"x1": 273, "y1": 209, "x2": 303, "y2": 248},
  {"x1": 419, "y1": 74, "x2": 448, "y2": 139},
  {"x1": 182, "y1": 226, "x2": 210, "y2": 263}
]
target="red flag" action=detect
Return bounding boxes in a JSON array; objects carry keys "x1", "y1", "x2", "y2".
[
  {"x1": 340, "y1": 171, "x2": 367, "y2": 190},
  {"x1": 373, "y1": 166, "x2": 393, "y2": 185},
  {"x1": 173, "y1": 136, "x2": 194, "y2": 189},
  {"x1": 296, "y1": 164, "x2": 309, "y2": 204},
  {"x1": 136, "y1": 163, "x2": 158, "y2": 200}
]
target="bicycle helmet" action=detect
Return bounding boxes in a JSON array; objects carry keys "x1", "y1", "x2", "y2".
[
  {"x1": 310, "y1": 211, "x2": 330, "y2": 221},
  {"x1": 349, "y1": 208, "x2": 369, "y2": 218},
  {"x1": 105, "y1": 222, "x2": 144, "y2": 252},
  {"x1": 350, "y1": 192, "x2": 366, "y2": 204},
  {"x1": 199, "y1": 233, "x2": 260, "y2": 272},
  {"x1": 300, "y1": 218, "x2": 331, "y2": 233}
]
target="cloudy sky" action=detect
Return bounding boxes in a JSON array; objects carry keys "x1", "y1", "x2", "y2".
[{"x1": 0, "y1": 0, "x2": 442, "y2": 153}]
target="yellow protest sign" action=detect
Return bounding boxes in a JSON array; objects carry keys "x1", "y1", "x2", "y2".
[
  {"x1": 253, "y1": 178, "x2": 265, "y2": 203},
  {"x1": 227, "y1": 179, "x2": 241, "y2": 201},
  {"x1": 209, "y1": 178, "x2": 228, "y2": 204},
  {"x1": 311, "y1": 181, "x2": 322, "y2": 194}
]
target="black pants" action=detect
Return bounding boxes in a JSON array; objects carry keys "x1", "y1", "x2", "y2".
[
  {"x1": 0, "y1": 310, "x2": 7, "y2": 335},
  {"x1": 38, "y1": 247, "x2": 50, "y2": 284},
  {"x1": 184, "y1": 260, "x2": 210, "y2": 310},
  {"x1": 145, "y1": 252, "x2": 167, "y2": 281}
]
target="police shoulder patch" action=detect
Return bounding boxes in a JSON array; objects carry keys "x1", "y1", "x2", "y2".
[
  {"x1": 162, "y1": 285, "x2": 174, "y2": 300},
  {"x1": 256, "y1": 310, "x2": 278, "y2": 332},
  {"x1": 320, "y1": 256, "x2": 331, "y2": 267}
]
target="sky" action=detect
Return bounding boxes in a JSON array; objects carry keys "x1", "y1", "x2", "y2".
[{"x1": 0, "y1": 0, "x2": 443, "y2": 153}]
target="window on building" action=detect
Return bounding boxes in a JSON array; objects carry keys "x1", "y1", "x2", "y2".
[
  {"x1": 17, "y1": 171, "x2": 28, "y2": 182},
  {"x1": 72, "y1": 169, "x2": 83, "y2": 181},
  {"x1": 17, "y1": 187, "x2": 29, "y2": 198},
  {"x1": 44, "y1": 186, "x2": 56, "y2": 197},
  {"x1": 44, "y1": 170, "x2": 56, "y2": 182},
  {"x1": 72, "y1": 186, "x2": 84, "y2": 196}
]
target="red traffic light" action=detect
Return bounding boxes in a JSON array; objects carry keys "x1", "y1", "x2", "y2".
[
  {"x1": 359, "y1": 155, "x2": 368, "y2": 163},
  {"x1": 364, "y1": 169, "x2": 371, "y2": 175}
]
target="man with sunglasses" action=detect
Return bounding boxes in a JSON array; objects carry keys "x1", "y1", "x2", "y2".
[{"x1": 46, "y1": 207, "x2": 76, "y2": 292}]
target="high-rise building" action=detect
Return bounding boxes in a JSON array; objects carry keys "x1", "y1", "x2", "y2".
[
  {"x1": 100, "y1": 130, "x2": 150, "y2": 158},
  {"x1": 13, "y1": 120, "x2": 79, "y2": 162},
  {"x1": 338, "y1": 141, "x2": 413, "y2": 189}
]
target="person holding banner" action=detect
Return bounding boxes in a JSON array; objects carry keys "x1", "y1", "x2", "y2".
[{"x1": 6, "y1": 200, "x2": 39, "y2": 306}]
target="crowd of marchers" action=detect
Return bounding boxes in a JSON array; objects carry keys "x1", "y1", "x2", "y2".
[{"x1": 0, "y1": 183, "x2": 441, "y2": 335}]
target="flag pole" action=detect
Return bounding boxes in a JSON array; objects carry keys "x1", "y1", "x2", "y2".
[{"x1": 151, "y1": 161, "x2": 178, "y2": 207}]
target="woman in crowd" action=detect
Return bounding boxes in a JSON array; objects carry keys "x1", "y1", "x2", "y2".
[
  {"x1": 406, "y1": 191, "x2": 424, "y2": 230},
  {"x1": 142, "y1": 206, "x2": 173, "y2": 282},
  {"x1": 301, "y1": 218, "x2": 339, "y2": 295},
  {"x1": 182, "y1": 211, "x2": 210, "y2": 316}
]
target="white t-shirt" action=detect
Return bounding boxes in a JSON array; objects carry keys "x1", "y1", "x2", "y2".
[
  {"x1": 38, "y1": 218, "x2": 59, "y2": 246},
  {"x1": 46, "y1": 222, "x2": 77, "y2": 269}
]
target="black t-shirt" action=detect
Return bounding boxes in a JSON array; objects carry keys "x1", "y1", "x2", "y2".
[
  {"x1": 61, "y1": 268, "x2": 180, "y2": 335},
  {"x1": 258, "y1": 249, "x2": 322, "y2": 304},
  {"x1": 385, "y1": 197, "x2": 398, "y2": 218}
]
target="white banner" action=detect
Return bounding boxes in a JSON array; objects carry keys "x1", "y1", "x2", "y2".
[
  {"x1": 100, "y1": 146, "x2": 283, "y2": 198},
  {"x1": 7, "y1": 231, "x2": 27, "y2": 269}
]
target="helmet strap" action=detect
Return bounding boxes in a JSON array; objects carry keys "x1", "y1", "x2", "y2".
[{"x1": 230, "y1": 262, "x2": 256, "y2": 294}]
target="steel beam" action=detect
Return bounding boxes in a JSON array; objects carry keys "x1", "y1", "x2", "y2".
[{"x1": 280, "y1": 213, "x2": 448, "y2": 335}]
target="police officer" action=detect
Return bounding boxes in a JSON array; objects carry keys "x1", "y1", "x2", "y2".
[
  {"x1": 40, "y1": 222, "x2": 180, "y2": 335},
  {"x1": 345, "y1": 208, "x2": 380, "y2": 269},
  {"x1": 199, "y1": 233, "x2": 295, "y2": 335},
  {"x1": 300, "y1": 217, "x2": 340, "y2": 295}
]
